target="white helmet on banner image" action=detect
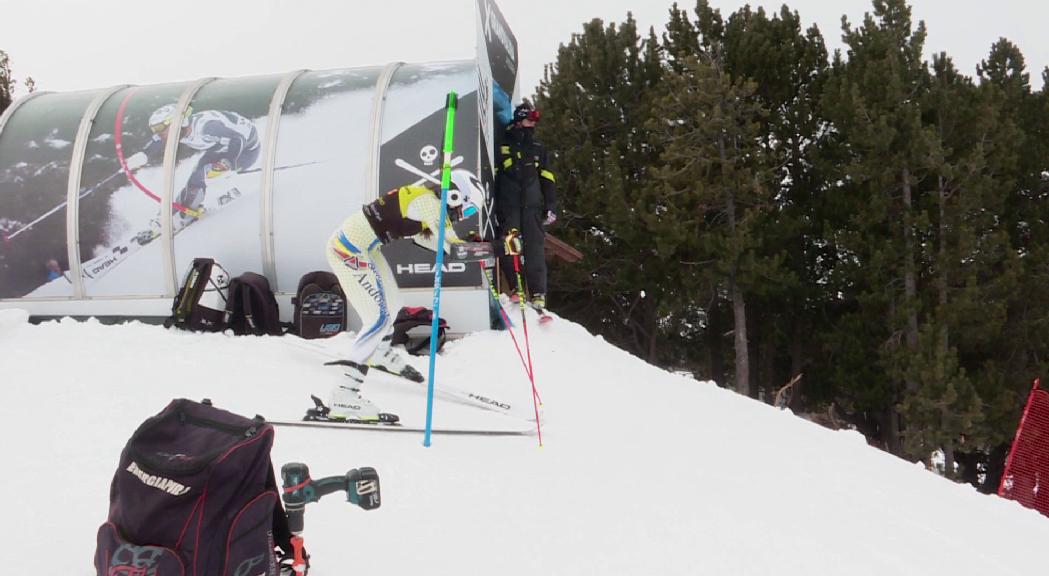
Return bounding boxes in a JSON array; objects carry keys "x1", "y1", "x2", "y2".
[
  {"x1": 447, "y1": 169, "x2": 484, "y2": 219},
  {"x1": 149, "y1": 104, "x2": 191, "y2": 135}
]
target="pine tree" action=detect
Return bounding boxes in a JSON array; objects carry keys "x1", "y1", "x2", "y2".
[
  {"x1": 0, "y1": 50, "x2": 13, "y2": 116},
  {"x1": 897, "y1": 53, "x2": 993, "y2": 471},
  {"x1": 534, "y1": 15, "x2": 669, "y2": 363},
  {"x1": 716, "y1": 4, "x2": 829, "y2": 402},
  {"x1": 820, "y1": 0, "x2": 934, "y2": 454},
  {"x1": 649, "y1": 3, "x2": 777, "y2": 396},
  {"x1": 969, "y1": 39, "x2": 1049, "y2": 486}
]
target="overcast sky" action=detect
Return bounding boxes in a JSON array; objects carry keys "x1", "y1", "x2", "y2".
[{"x1": 1, "y1": 0, "x2": 1046, "y2": 100}]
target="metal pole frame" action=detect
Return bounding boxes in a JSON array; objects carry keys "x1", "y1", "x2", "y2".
[
  {"x1": 260, "y1": 69, "x2": 309, "y2": 289},
  {"x1": 366, "y1": 62, "x2": 403, "y2": 202},
  {"x1": 67, "y1": 85, "x2": 131, "y2": 298},
  {"x1": 160, "y1": 78, "x2": 216, "y2": 295}
]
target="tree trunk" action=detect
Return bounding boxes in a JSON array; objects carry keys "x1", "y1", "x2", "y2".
[
  {"x1": 759, "y1": 328, "x2": 776, "y2": 402},
  {"x1": 937, "y1": 175, "x2": 949, "y2": 370},
  {"x1": 883, "y1": 405, "x2": 902, "y2": 454},
  {"x1": 706, "y1": 301, "x2": 725, "y2": 386},
  {"x1": 789, "y1": 323, "x2": 804, "y2": 376},
  {"x1": 731, "y1": 277, "x2": 751, "y2": 397},
  {"x1": 902, "y1": 165, "x2": 919, "y2": 393},
  {"x1": 719, "y1": 131, "x2": 750, "y2": 397},
  {"x1": 646, "y1": 299, "x2": 659, "y2": 364}
]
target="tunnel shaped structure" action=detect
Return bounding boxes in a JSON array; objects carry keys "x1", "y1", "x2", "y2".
[
  {"x1": 0, "y1": 62, "x2": 490, "y2": 329},
  {"x1": 0, "y1": 0, "x2": 519, "y2": 334}
]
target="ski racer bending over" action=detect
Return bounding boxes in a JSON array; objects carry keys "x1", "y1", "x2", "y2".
[
  {"x1": 125, "y1": 104, "x2": 260, "y2": 221},
  {"x1": 321, "y1": 170, "x2": 488, "y2": 423}
]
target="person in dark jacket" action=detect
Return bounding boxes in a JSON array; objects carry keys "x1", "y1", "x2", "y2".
[{"x1": 494, "y1": 100, "x2": 557, "y2": 309}]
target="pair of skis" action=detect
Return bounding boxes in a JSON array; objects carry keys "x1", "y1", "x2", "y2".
[
  {"x1": 77, "y1": 160, "x2": 317, "y2": 284},
  {"x1": 271, "y1": 336, "x2": 536, "y2": 435},
  {"x1": 78, "y1": 181, "x2": 243, "y2": 283}
]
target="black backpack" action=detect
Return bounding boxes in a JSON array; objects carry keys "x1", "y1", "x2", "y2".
[
  {"x1": 165, "y1": 258, "x2": 230, "y2": 332},
  {"x1": 292, "y1": 271, "x2": 347, "y2": 339},
  {"x1": 95, "y1": 398, "x2": 293, "y2": 576},
  {"x1": 390, "y1": 306, "x2": 449, "y2": 356},
  {"x1": 225, "y1": 272, "x2": 284, "y2": 336}
]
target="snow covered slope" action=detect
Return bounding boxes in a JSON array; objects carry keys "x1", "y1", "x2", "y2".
[{"x1": 1, "y1": 307, "x2": 1046, "y2": 575}]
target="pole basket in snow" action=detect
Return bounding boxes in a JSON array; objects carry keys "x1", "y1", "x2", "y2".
[{"x1": 998, "y1": 378, "x2": 1049, "y2": 517}]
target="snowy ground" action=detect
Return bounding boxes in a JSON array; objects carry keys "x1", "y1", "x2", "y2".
[{"x1": 1, "y1": 306, "x2": 1047, "y2": 575}]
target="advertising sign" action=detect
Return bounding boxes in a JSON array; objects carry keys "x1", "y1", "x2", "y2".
[{"x1": 378, "y1": 63, "x2": 483, "y2": 289}]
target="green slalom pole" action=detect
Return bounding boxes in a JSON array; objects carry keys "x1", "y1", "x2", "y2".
[{"x1": 424, "y1": 91, "x2": 458, "y2": 447}]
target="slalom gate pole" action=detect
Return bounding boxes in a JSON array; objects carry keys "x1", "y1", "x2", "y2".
[
  {"x1": 113, "y1": 89, "x2": 201, "y2": 217},
  {"x1": 480, "y1": 260, "x2": 537, "y2": 389},
  {"x1": 513, "y1": 253, "x2": 544, "y2": 446},
  {"x1": 423, "y1": 92, "x2": 458, "y2": 448}
]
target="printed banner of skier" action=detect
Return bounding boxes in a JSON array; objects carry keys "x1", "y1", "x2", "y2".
[
  {"x1": 0, "y1": 69, "x2": 394, "y2": 299},
  {"x1": 0, "y1": 91, "x2": 96, "y2": 299},
  {"x1": 0, "y1": 62, "x2": 488, "y2": 300}
]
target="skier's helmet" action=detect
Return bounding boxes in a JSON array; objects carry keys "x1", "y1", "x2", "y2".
[
  {"x1": 512, "y1": 100, "x2": 540, "y2": 124},
  {"x1": 149, "y1": 104, "x2": 191, "y2": 135},
  {"x1": 446, "y1": 169, "x2": 484, "y2": 221}
]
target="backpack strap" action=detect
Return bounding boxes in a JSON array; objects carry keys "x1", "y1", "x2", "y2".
[
  {"x1": 241, "y1": 282, "x2": 257, "y2": 332},
  {"x1": 166, "y1": 259, "x2": 215, "y2": 329}
]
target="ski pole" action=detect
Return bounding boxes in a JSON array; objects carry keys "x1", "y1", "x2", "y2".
[
  {"x1": 480, "y1": 260, "x2": 536, "y2": 386},
  {"x1": 504, "y1": 240, "x2": 542, "y2": 404},
  {"x1": 3, "y1": 170, "x2": 122, "y2": 242},
  {"x1": 512, "y1": 252, "x2": 544, "y2": 446},
  {"x1": 424, "y1": 91, "x2": 458, "y2": 448}
]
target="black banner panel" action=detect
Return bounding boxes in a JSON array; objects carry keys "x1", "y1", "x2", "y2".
[{"x1": 378, "y1": 63, "x2": 482, "y2": 290}]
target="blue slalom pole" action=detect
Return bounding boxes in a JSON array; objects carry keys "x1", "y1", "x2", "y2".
[{"x1": 424, "y1": 91, "x2": 458, "y2": 447}]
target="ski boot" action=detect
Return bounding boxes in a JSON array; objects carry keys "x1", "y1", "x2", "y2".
[
  {"x1": 175, "y1": 186, "x2": 206, "y2": 225},
  {"x1": 305, "y1": 387, "x2": 399, "y2": 425},
  {"x1": 134, "y1": 217, "x2": 163, "y2": 245},
  {"x1": 530, "y1": 293, "x2": 546, "y2": 310},
  {"x1": 366, "y1": 341, "x2": 424, "y2": 383},
  {"x1": 216, "y1": 187, "x2": 241, "y2": 206}
]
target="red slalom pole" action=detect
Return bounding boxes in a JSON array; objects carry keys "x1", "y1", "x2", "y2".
[
  {"x1": 481, "y1": 261, "x2": 534, "y2": 385},
  {"x1": 113, "y1": 89, "x2": 201, "y2": 217},
  {"x1": 513, "y1": 253, "x2": 543, "y2": 446}
]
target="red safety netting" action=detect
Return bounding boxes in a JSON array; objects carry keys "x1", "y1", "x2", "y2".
[{"x1": 999, "y1": 379, "x2": 1049, "y2": 517}]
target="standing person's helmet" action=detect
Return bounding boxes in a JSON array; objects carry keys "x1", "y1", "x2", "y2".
[
  {"x1": 446, "y1": 169, "x2": 484, "y2": 220},
  {"x1": 513, "y1": 100, "x2": 540, "y2": 124},
  {"x1": 149, "y1": 104, "x2": 191, "y2": 135}
]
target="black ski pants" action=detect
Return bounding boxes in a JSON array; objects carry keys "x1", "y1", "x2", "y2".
[{"x1": 497, "y1": 205, "x2": 547, "y2": 296}]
